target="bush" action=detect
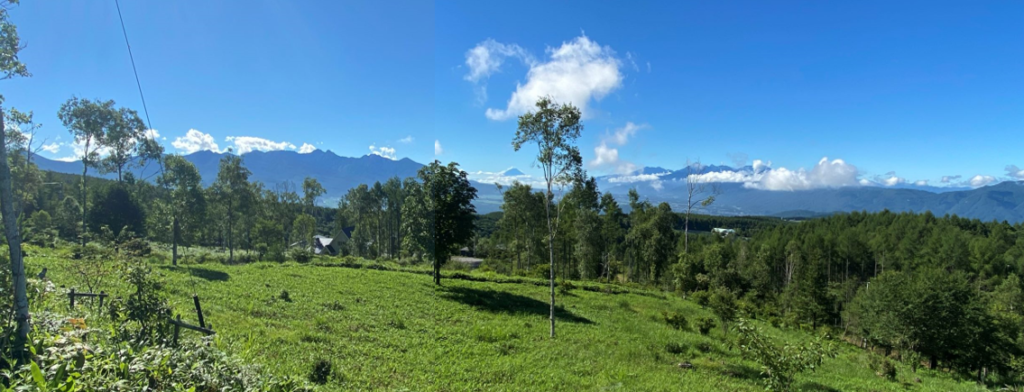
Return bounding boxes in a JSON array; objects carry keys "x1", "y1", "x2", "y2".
[
  {"x1": 308, "y1": 359, "x2": 333, "y2": 385},
  {"x1": 737, "y1": 319, "x2": 836, "y2": 392},
  {"x1": 696, "y1": 317, "x2": 716, "y2": 335},
  {"x1": 665, "y1": 342, "x2": 686, "y2": 354},
  {"x1": 690, "y1": 290, "x2": 710, "y2": 307},
  {"x1": 120, "y1": 237, "x2": 152, "y2": 257},
  {"x1": 279, "y1": 290, "x2": 292, "y2": 302},
  {"x1": 289, "y1": 248, "x2": 313, "y2": 263},
  {"x1": 878, "y1": 358, "x2": 897, "y2": 381},
  {"x1": 662, "y1": 311, "x2": 689, "y2": 330}
]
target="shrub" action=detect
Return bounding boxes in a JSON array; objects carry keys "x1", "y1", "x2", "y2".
[
  {"x1": 267, "y1": 244, "x2": 286, "y2": 262},
  {"x1": 289, "y1": 248, "x2": 313, "y2": 263},
  {"x1": 696, "y1": 317, "x2": 716, "y2": 335},
  {"x1": 737, "y1": 319, "x2": 836, "y2": 392},
  {"x1": 308, "y1": 359, "x2": 333, "y2": 385},
  {"x1": 279, "y1": 290, "x2": 292, "y2": 302},
  {"x1": 878, "y1": 358, "x2": 897, "y2": 381},
  {"x1": 665, "y1": 342, "x2": 686, "y2": 354},
  {"x1": 690, "y1": 290, "x2": 710, "y2": 307},
  {"x1": 662, "y1": 311, "x2": 689, "y2": 330},
  {"x1": 120, "y1": 237, "x2": 152, "y2": 257}
]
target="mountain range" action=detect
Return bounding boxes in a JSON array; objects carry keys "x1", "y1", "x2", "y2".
[{"x1": 31, "y1": 151, "x2": 1024, "y2": 223}]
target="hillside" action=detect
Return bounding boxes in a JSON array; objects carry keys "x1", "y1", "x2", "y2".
[{"x1": 27, "y1": 249, "x2": 987, "y2": 391}]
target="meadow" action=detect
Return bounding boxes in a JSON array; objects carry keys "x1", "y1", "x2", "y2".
[{"x1": 24, "y1": 246, "x2": 990, "y2": 392}]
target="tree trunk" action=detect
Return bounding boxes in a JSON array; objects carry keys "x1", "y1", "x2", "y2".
[
  {"x1": 684, "y1": 211, "x2": 690, "y2": 254},
  {"x1": 228, "y1": 200, "x2": 234, "y2": 262},
  {"x1": 546, "y1": 185, "x2": 555, "y2": 339},
  {"x1": 172, "y1": 215, "x2": 180, "y2": 265},
  {"x1": 0, "y1": 109, "x2": 30, "y2": 360},
  {"x1": 81, "y1": 145, "x2": 89, "y2": 247}
]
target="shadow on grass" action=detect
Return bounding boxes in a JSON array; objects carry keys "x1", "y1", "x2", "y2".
[
  {"x1": 797, "y1": 381, "x2": 841, "y2": 392},
  {"x1": 440, "y1": 286, "x2": 593, "y2": 324},
  {"x1": 161, "y1": 265, "x2": 230, "y2": 282},
  {"x1": 721, "y1": 363, "x2": 762, "y2": 381}
]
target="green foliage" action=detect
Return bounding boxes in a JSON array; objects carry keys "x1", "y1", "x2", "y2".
[
  {"x1": 88, "y1": 184, "x2": 145, "y2": 237},
  {"x1": 696, "y1": 316, "x2": 716, "y2": 335},
  {"x1": 107, "y1": 257, "x2": 171, "y2": 344},
  {"x1": 690, "y1": 290, "x2": 710, "y2": 307},
  {"x1": 308, "y1": 358, "x2": 333, "y2": 385},
  {"x1": 709, "y1": 286, "x2": 738, "y2": 332},
  {"x1": 662, "y1": 310, "x2": 688, "y2": 330},
  {"x1": 737, "y1": 319, "x2": 836, "y2": 391}
]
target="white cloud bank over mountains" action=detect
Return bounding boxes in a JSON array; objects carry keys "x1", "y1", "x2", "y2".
[
  {"x1": 590, "y1": 122, "x2": 646, "y2": 175},
  {"x1": 465, "y1": 34, "x2": 625, "y2": 121},
  {"x1": 169, "y1": 129, "x2": 320, "y2": 156}
]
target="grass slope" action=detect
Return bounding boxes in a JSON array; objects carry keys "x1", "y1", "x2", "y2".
[{"x1": 26, "y1": 249, "x2": 987, "y2": 391}]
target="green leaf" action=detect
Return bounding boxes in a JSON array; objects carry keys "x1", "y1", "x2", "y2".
[{"x1": 30, "y1": 361, "x2": 45, "y2": 388}]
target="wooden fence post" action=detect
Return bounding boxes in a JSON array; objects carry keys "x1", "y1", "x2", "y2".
[
  {"x1": 193, "y1": 294, "x2": 206, "y2": 329},
  {"x1": 68, "y1": 288, "x2": 75, "y2": 309},
  {"x1": 98, "y1": 291, "x2": 105, "y2": 309}
]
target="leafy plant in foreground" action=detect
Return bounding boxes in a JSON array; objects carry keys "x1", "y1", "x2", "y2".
[{"x1": 737, "y1": 319, "x2": 835, "y2": 391}]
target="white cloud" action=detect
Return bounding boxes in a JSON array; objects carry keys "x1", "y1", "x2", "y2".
[
  {"x1": 940, "y1": 175, "x2": 962, "y2": 184},
  {"x1": 227, "y1": 136, "x2": 296, "y2": 154},
  {"x1": 172, "y1": 129, "x2": 222, "y2": 154},
  {"x1": 298, "y1": 143, "x2": 316, "y2": 154},
  {"x1": 143, "y1": 129, "x2": 160, "y2": 140},
  {"x1": 40, "y1": 143, "x2": 60, "y2": 154},
  {"x1": 1006, "y1": 165, "x2": 1024, "y2": 180},
  {"x1": 434, "y1": 140, "x2": 443, "y2": 155},
  {"x1": 914, "y1": 180, "x2": 929, "y2": 186},
  {"x1": 368, "y1": 144, "x2": 396, "y2": 160},
  {"x1": 685, "y1": 157, "x2": 861, "y2": 191},
  {"x1": 468, "y1": 168, "x2": 544, "y2": 188},
  {"x1": 625, "y1": 52, "x2": 639, "y2": 72},
  {"x1": 607, "y1": 171, "x2": 669, "y2": 191},
  {"x1": 589, "y1": 122, "x2": 646, "y2": 175},
  {"x1": 483, "y1": 35, "x2": 624, "y2": 121},
  {"x1": 969, "y1": 175, "x2": 996, "y2": 187},
  {"x1": 464, "y1": 39, "x2": 533, "y2": 83},
  {"x1": 398, "y1": 135, "x2": 414, "y2": 144},
  {"x1": 879, "y1": 172, "x2": 906, "y2": 187}
]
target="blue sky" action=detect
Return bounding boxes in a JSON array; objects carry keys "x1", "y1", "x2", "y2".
[{"x1": 4, "y1": 1, "x2": 1023, "y2": 189}]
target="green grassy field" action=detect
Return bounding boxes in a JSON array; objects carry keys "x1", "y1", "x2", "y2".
[{"x1": 25, "y1": 247, "x2": 989, "y2": 391}]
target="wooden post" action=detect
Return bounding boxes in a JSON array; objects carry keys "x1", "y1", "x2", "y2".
[
  {"x1": 68, "y1": 288, "x2": 75, "y2": 309},
  {"x1": 193, "y1": 294, "x2": 206, "y2": 328},
  {"x1": 173, "y1": 315, "x2": 181, "y2": 345},
  {"x1": 98, "y1": 291, "x2": 105, "y2": 309}
]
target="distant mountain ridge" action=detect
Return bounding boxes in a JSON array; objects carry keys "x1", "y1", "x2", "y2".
[{"x1": 32, "y1": 152, "x2": 1024, "y2": 222}]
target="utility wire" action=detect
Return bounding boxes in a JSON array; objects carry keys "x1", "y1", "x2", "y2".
[
  {"x1": 113, "y1": 0, "x2": 152, "y2": 129},
  {"x1": 113, "y1": 0, "x2": 199, "y2": 299}
]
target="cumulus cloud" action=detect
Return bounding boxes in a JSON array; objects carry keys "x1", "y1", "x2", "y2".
[
  {"x1": 1006, "y1": 165, "x2": 1024, "y2": 180},
  {"x1": 225, "y1": 136, "x2": 296, "y2": 154},
  {"x1": 398, "y1": 136, "x2": 414, "y2": 144},
  {"x1": 940, "y1": 175, "x2": 962, "y2": 183},
  {"x1": 368, "y1": 144, "x2": 397, "y2": 160},
  {"x1": 298, "y1": 143, "x2": 316, "y2": 154},
  {"x1": 40, "y1": 143, "x2": 60, "y2": 154},
  {"x1": 878, "y1": 172, "x2": 906, "y2": 187},
  {"x1": 685, "y1": 157, "x2": 861, "y2": 191},
  {"x1": 914, "y1": 180, "x2": 929, "y2": 186},
  {"x1": 172, "y1": 129, "x2": 222, "y2": 154},
  {"x1": 143, "y1": 129, "x2": 160, "y2": 140},
  {"x1": 464, "y1": 39, "x2": 534, "y2": 104},
  {"x1": 589, "y1": 122, "x2": 646, "y2": 175},
  {"x1": 464, "y1": 39, "x2": 533, "y2": 83},
  {"x1": 969, "y1": 175, "x2": 996, "y2": 187},
  {"x1": 434, "y1": 140, "x2": 443, "y2": 155},
  {"x1": 483, "y1": 35, "x2": 623, "y2": 121}
]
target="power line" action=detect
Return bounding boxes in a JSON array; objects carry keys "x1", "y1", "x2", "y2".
[{"x1": 113, "y1": 0, "x2": 152, "y2": 129}]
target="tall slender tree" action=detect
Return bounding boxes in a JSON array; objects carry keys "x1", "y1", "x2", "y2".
[
  {"x1": 160, "y1": 155, "x2": 206, "y2": 265},
  {"x1": 513, "y1": 97, "x2": 584, "y2": 338},
  {"x1": 57, "y1": 97, "x2": 116, "y2": 246},
  {"x1": 212, "y1": 155, "x2": 252, "y2": 262},
  {"x1": 0, "y1": 0, "x2": 32, "y2": 358}
]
